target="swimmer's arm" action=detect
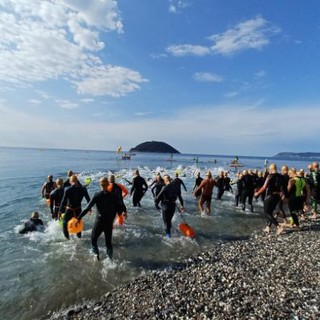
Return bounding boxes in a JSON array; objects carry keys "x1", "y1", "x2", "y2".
[{"x1": 78, "y1": 195, "x2": 97, "y2": 220}]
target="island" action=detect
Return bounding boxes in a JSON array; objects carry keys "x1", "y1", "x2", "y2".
[
  {"x1": 129, "y1": 141, "x2": 180, "y2": 154},
  {"x1": 274, "y1": 152, "x2": 320, "y2": 160}
]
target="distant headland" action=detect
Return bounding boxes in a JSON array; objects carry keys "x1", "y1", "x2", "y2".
[
  {"x1": 274, "y1": 152, "x2": 320, "y2": 160},
  {"x1": 129, "y1": 141, "x2": 180, "y2": 154}
]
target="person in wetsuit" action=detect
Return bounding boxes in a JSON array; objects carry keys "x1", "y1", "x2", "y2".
[
  {"x1": 130, "y1": 170, "x2": 148, "y2": 207},
  {"x1": 275, "y1": 165, "x2": 290, "y2": 224},
  {"x1": 216, "y1": 171, "x2": 225, "y2": 200},
  {"x1": 49, "y1": 178, "x2": 64, "y2": 220},
  {"x1": 78, "y1": 177, "x2": 127, "y2": 260},
  {"x1": 59, "y1": 175, "x2": 90, "y2": 239},
  {"x1": 223, "y1": 172, "x2": 233, "y2": 194},
  {"x1": 255, "y1": 171, "x2": 266, "y2": 202},
  {"x1": 308, "y1": 161, "x2": 320, "y2": 219},
  {"x1": 172, "y1": 172, "x2": 187, "y2": 210},
  {"x1": 287, "y1": 168, "x2": 310, "y2": 228},
  {"x1": 255, "y1": 163, "x2": 287, "y2": 235},
  {"x1": 193, "y1": 172, "x2": 203, "y2": 199},
  {"x1": 149, "y1": 173, "x2": 164, "y2": 198},
  {"x1": 19, "y1": 212, "x2": 44, "y2": 234},
  {"x1": 240, "y1": 170, "x2": 256, "y2": 212},
  {"x1": 63, "y1": 170, "x2": 74, "y2": 188},
  {"x1": 194, "y1": 171, "x2": 217, "y2": 215},
  {"x1": 155, "y1": 175, "x2": 178, "y2": 238},
  {"x1": 233, "y1": 172, "x2": 243, "y2": 207},
  {"x1": 41, "y1": 175, "x2": 56, "y2": 199}
]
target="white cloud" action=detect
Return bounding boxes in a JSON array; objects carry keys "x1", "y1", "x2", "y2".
[
  {"x1": 29, "y1": 99, "x2": 42, "y2": 105},
  {"x1": 166, "y1": 44, "x2": 211, "y2": 57},
  {"x1": 56, "y1": 99, "x2": 79, "y2": 109},
  {"x1": 135, "y1": 112, "x2": 154, "y2": 116},
  {"x1": 254, "y1": 70, "x2": 266, "y2": 79},
  {"x1": 168, "y1": 0, "x2": 191, "y2": 14},
  {"x1": 224, "y1": 91, "x2": 239, "y2": 98},
  {"x1": 74, "y1": 65, "x2": 148, "y2": 97},
  {"x1": 166, "y1": 16, "x2": 280, "y2": 57},
  {"x1": 0, "y1": 0, "x2": 146, "y2": 96},
  {"x1": 193, "y1": 72, "x2": 223, "y2": 83},
  {"x1": 1, "y1": 99, "x2": 320, "y2": 155},
  {"x1": 209, "y1": 17, "x2": 280, "y2": 55},
  {"x1": 80, "y1": 98, "x2": 95, "y2": 103}
]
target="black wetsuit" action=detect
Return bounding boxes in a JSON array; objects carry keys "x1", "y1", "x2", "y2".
[
  {"x1": 43, "y1": 180, "x2": 55, "y2": 199},
  {"x1": 216, "y1": 177, "x2": 225, "y2": 200},
  {"x1": 155, "y1": 183, "x2": 177, "y2": 236},
  {"x1": 130, "y1": 176, "x2": 148, "y2": 207},
  {"x1": 308, "y1": 170, "x2": 320, "y2": 207},
  {"x1": 224, "y1": 176, "x2": 233, "y2": 193},
  {"x1": 288, "y1": 177, "x2": 306, "y2": 227},
  {"x1": 49, "y1": 187, "x2": 64, "y2": 220},
  {"x1": 264, "y1": 173, "x2": 287, "y2": 227},
  {"x1": 278, "y1": 173, "x2": 290, "y2": 219},
  {"x1": 193, "y1": 177, "x2": 203, "y2": 198},
  {"x1": 19, "y1": 218, "x2": 44, "y2": 234},
  {"x1": 59, "y1": 184, "x2": 90, "y2": 239},
  {"x1": 234, "y1": 179, "x2": 243, "y2": 207},
  {"x1": 150, "y1": 179, "x2": 165, "y2": 198},
  {"x1": 79, "y1": 190, "x2": 126, "y2": 259},
  {"x1": 172, "y1": 177, "x2": 187, "y2": 207},
  {"x1": 255, "y1": 176, "x2": 266, "y2": 202},
  {"x1": 240, "y1": 174, "x2": 256, "y2": 212}
]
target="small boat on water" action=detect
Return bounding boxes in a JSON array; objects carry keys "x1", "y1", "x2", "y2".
[
  {"x1": 229, "y1": 161, "x2": 245, "y2": 168},
  {"x1": 121, "y1": 153, "x2": 131, "y2": 160},
  {"x1": 229, "y1": 156, "x2": 244, "y2": 168}
]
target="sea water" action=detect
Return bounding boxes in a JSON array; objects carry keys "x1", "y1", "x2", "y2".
[{"x1": 0, "y1": 147, "x2": 310, "y2": 320}]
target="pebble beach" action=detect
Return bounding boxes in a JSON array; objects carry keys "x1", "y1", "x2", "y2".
[{"x1": 50, "y1": 220, "x2": 320, "y2": 320}]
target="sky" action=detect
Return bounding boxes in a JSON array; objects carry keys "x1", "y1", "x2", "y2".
[{"x1": 0, "y1": 0, "x2": 320, "y2": 156}]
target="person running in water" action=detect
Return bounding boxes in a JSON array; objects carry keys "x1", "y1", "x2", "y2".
[
  {"x1": 49, "y1": 178, "x2": 64, "y2": 220},
  {"x1": 255, "y1": 164, "x2": 287, "y2": 235},
  {"x1": 59, "y1": 175, "x2": 90, "y2": 239},
  {"x1": 41, "y1": 175, "x2": 56, "y2": 199},
  {"x1": 194, "y1": 171, "x2": 217, "y2": 215},
  {"x1": 240, "y1": 170, "x2": 255, "y2": 212},
  {"x1": 155, "y1": 175, "x2": 177, "y2": 238},
  {"x1": 149, "y1": 173, "x2": 164, "y2": 198},
  {"x1": 216, "y1": 171, "x2": 225, "y2": 200},
  {"x1": 19, "y1": 211, "x2": 44, "y2": 234},
  {"x1": 78, "y1": 177, "x2": 127, "y2": 260},
  {"x1": 130, "y1": 170, "x2": 148, "y2": 207},
  {"x1": 224, "y1": 172, "x2": 233, "y2": 194},
  {"x1": 233, "y1": 172, "x2": 243, "y2": 207},
  {"x1": 172, "y1": 172, "x2": 187, "y2": 210},
  {"x1": 287, "y1": 168, "x2": 310, "y2": 229},
  {"x1": 193, "y1": 171, "x2": 203, "y2": 199}
]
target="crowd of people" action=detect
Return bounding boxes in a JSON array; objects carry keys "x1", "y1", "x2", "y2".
[{"x1": 20, "y1": 161, "x2": 320, "y2": 259}]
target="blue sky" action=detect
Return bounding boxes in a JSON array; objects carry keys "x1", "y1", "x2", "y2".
[{"x1": 0, "y1": 0, "x2": 320, "y2": 156}]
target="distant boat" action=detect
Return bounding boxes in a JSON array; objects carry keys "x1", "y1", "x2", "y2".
[
  {"x1": 121, "y1": 153, "x2": 131, "y2": 160},
  {"x1": 229, "y1": 160, "x2": 244, "y2": 168}
]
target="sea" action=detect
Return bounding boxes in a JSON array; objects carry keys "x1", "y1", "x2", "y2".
[{"x1": 0, "y1": 147, "x2": 311, "y2": 320}]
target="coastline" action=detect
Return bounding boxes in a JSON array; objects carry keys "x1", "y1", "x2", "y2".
[{"x1": 49, "y1": 220, "x2": 320, "y2": 320}]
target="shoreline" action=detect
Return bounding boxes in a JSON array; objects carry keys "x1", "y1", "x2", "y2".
[{"x1": 49, "y1": 220, "x2": 320, "y2": 320}]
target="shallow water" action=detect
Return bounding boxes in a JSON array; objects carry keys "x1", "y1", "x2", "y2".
[{"x1": 0, "y1": 147, "x2": 310, "y2": 320}]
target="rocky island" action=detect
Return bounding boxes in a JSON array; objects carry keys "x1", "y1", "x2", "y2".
[{"x1": 129, "y1": 141, "x2": 180, "y2": 154}]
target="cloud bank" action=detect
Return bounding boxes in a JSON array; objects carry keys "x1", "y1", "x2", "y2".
[{"x1": 0, "y1": 0, "x2": 147, "y2": 96}]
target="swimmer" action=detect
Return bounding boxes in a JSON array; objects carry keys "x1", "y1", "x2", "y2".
[
  {"x1": 19, "y1": 212, "x2": 44, "y2": 234},
  {"x1": 49, "y1": 178, "x2": 64, "y2": 220},
  {"x1": 172, "y1": 172, "x2": 187, "y2": 210},
  {"x1": 41, "y1": 175, "x2": 56, "y2": 199},
  {"x1": 130, "y1": 170, "x2": 148, "y2": 207},
  {"x1": 78, "y1": 177, "x2": 127, "y2": 260}
]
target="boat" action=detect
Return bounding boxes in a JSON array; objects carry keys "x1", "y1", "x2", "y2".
[
  {"x1": 121, "y1": 153, "x2": 131, "y2": 160},
  {"x1": 229, "y1": 160, "x2": 245, "y2": 168}
]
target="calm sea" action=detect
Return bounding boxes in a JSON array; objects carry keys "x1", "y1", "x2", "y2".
[{"x1": 0, "y1": 147, "x2": 310, "y2": 320}]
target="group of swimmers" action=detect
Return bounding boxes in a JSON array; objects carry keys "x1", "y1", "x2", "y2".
[
  {"x1": 20, "y1": 161, "x2": 320, "y2": 259},
  {"x1": 233, "y1": 162, "x2": 320, "y2": 234}
]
